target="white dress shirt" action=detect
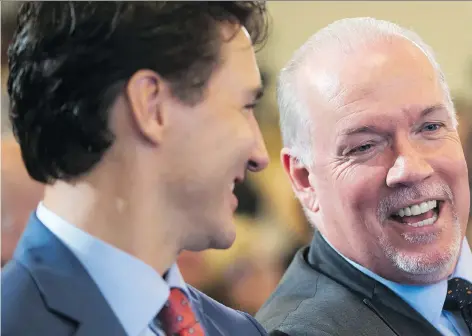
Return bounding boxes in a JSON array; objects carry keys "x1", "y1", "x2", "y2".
[{"x1": 37, "y1": 202, "x2": 191, "y2": 336}]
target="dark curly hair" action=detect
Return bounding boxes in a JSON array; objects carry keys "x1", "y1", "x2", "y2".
[{"x1": 8, "y1": 1, "x2": 269, "y2": 183}]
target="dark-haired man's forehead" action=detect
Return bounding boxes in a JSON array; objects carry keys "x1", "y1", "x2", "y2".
[{"x1": 215, "y1": 25, "x2": 261, "y2": 89}]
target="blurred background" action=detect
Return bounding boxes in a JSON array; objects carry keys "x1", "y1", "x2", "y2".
[{"x1": 1, "y1": 1, "x2": 472, "y2": 315}]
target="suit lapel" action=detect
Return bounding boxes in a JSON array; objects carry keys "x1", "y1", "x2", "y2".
[
  {"x1": 187, "y1": 287, "x2": 215, "y2": 335},
  {"x1": 187, "y1": 286, "x2": 227, "y2": 336},
  {"x1": 367, "y1": 291, "x2": 442, "y2": 336},
  {"x1": 14, "y1": 215, "x2": 127, "y2": 336},
  {"x1": 308, "y1": 231, "x2": 442, "y2": 336}
]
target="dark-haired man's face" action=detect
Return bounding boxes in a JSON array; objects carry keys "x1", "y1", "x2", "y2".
[{"x1": 160, "y1": 26, "x2": 269, "y2": 251}]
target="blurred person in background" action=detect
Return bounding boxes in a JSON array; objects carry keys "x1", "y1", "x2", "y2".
[
  {"x1": 195, "y1": 175, "x2": 307, "y2": 315},
  {"x1": 1, "y1": 136, "x2": 44, "y2": 266},
  {"x1": 221, "y1": 245, "x2": 299, "y2": 316},
  {"x1": 257, "y1": 18, "x2": 472, "y2": 336},
  {"x1": 204, "y1": 215, "x2": 301, "y2": 316},
  {"x1": 2, "y1": 2, "x2": 270, "y2": 336}
]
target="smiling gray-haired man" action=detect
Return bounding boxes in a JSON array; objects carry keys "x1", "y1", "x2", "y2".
[{"x1": 257, "y1": 18, "x2": 472, "y2": 336}]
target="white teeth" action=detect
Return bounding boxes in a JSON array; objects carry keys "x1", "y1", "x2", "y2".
[
  {"x1": 420, "y1": 202, "x2": 429, "y2": 213},
  {"x1": 395, "y1": 200, "x2": 437, "y2": 217},
  {"x1": 411, "y1": 205, "x2": 421, "y2": 216},
  {"x1": 407, "y1": 212, "x2": 438, "y2": 227},
  {"x1": 230, "y1": 182, "x2": 235, "y2": 192}
]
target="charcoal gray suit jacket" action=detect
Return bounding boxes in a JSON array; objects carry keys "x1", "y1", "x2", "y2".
[{"x1": 256, "y1": 231, "x2": 443, "y2": 336}]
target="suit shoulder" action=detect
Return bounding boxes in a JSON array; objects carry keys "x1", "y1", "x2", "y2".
[
  {"x1": 188, "y1": 286, "x2": 266, "y2": 336},
  {"x1": 256, "y1": 268, "x2": 370, "y2": 335},
  {"x1": 2, "y1": 259, "x2": 44, "y2": 311},
  {"x1": 2, "y1": 259, "x2": 75, "y2": 335}
]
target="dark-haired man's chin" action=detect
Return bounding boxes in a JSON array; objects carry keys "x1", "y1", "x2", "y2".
[{"x1": 209, "y1": 227, "x2": 237, "y2": 251}]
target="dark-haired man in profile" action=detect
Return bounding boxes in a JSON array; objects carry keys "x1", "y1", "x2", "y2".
[{"x1": 2, "y1": 2, "x2": 270, "y2": 335}]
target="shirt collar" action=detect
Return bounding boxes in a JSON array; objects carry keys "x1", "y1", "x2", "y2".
[
  {"x1": 453, "y1": 238, "x2": 472, "y2": 282},
  {"x1": 322, "y1": 233, "x2": 472, "y2": 325},
  {"x1": 37, "y1": 202, "x2": 189, "y2": 336}
]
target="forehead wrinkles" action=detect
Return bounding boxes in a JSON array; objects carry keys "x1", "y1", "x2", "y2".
[{"x1": 308, "y1": 73, "x2": 442, "y2": 138}]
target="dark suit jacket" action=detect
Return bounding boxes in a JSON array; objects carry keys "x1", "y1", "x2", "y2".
[
  {"x1": 1, "y1": 214, "x2": 267, "y2": 336},
  {"x1": 256, "y1": 231, "x2": 443, "y2": 336}
]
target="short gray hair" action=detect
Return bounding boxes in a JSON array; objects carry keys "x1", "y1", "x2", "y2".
[{"x1": 278, "y1": 17, "x2": 456, "y2": 165}]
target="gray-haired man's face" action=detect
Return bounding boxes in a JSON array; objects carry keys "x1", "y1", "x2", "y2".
[{"x1": 292, "y1": 38, "x2": 469, "y2": 284}]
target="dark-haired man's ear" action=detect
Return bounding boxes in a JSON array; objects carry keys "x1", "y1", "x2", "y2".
[{"x1": 126, "y1": 69, "x2": 166, "y2": 145}]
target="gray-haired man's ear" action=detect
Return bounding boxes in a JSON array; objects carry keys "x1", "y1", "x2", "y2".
[{"x1": 280, "y1": 148, "x2": 319, "y2": 213}]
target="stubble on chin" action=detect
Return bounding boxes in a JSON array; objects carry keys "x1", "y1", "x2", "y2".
[{"x1": 378, "y1": 222, "x2": 462, "y2": 283}]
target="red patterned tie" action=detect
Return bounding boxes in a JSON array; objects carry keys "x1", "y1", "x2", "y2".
[{"x1": 158, "y1": 288, "x2": 205, "y2": 336}]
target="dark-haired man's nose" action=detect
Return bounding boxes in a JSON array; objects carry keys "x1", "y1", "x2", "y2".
[{"x1": 247, "y1": 123, "x2": 269, "y2": 173}]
